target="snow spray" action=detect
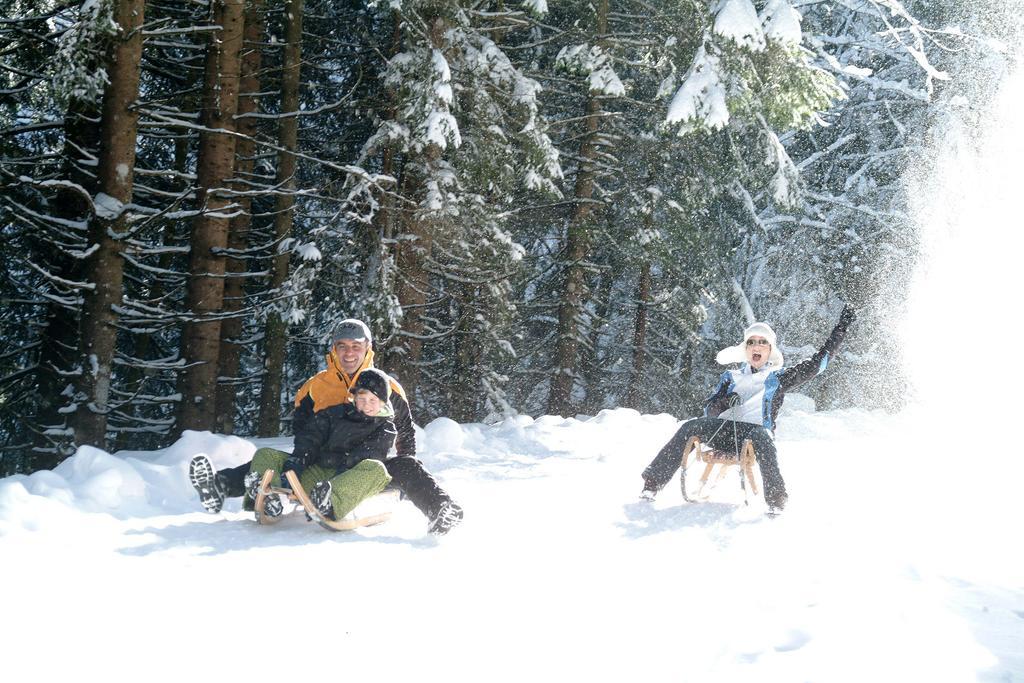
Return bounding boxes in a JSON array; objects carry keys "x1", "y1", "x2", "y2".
[{"x1": 902, "y1": 59, "x2": 1024, "y2": 418}]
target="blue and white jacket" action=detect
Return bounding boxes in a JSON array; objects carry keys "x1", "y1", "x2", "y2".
[{"x1": 703, "y1": 306, "x2": 856, "y2": 433}]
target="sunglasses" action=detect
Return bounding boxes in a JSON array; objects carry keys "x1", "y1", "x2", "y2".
[{"x1": 745, "y1": 338, "x2": 770, "y2": 347}]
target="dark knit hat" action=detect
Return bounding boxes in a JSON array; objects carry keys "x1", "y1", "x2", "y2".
[{"x1": 353, "y1": 368, "x2": 391, "y2": 402}]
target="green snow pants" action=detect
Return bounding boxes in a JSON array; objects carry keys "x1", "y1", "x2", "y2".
[{"x1": 247, "y1": 447, "x2": 392, "y2": 519}]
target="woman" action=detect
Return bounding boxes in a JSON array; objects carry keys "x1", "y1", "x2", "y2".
[{"x1": 640, "y1": 305, "x2": 856, "y2": 512}]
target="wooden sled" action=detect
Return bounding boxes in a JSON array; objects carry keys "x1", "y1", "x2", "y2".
[
  {"x1": 680, "y1": 436, "x2": 761, "y2": 504},
  {"x1": 284, "y1": 469, "x2": 399, "y2": 532}
]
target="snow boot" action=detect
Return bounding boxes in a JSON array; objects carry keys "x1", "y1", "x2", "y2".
[
  {"x1": 639, "y1": 478, "x2": 659, "y2": 502},
  {"x1": 189, "y1": 455, "x2": 226, "y2": 513},
  {"x1": 309, "y1": 481, "x2": 334, "y2": 519},
  {"x1": 244, "y1": 470, "x2": 262, "y2": 501},
  {"x1": 427, "y1": 499, "x2": 463, "y2": 535},
  {"x1": 766, "y1": 492, "x2": 788, "y2": 516},
  {"x1": 262, "y1": 492, "x2": 284, "y2": 518}
]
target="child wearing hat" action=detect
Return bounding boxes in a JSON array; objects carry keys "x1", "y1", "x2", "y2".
[
  {"x1": 246, "y1": 368, "x2": 398, "y2": 521},
  {"x1": 640, "y1": 305, "x2": 857, "y2": 512}
]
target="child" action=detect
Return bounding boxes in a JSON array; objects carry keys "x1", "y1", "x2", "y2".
[
  {"x1": 247, "y1": 368, "x2": 398, "y2": 521},
  {"x1": 640, "y1": 305, "x2": 856, "y2": 512}
]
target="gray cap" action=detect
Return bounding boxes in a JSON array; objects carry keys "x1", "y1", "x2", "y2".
[{"x1": 333, "y1": 319, "x2": 372, "y2": 345}]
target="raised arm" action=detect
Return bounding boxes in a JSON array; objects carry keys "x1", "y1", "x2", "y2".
[{"x1": 779, "y1": 305, "x2": 856, "y2": 391}]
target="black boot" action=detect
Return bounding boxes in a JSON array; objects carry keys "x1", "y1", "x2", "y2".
[
  {"x1": 428, "y1": 499, "x2": 463, "y2": 535},
  {"x1": 640, "y1": 477, "x2": 660, "y2": 501},
  {"x1": 189, "y1": 455, "x2": 226, "y2": 513},
  {"x1": 309, "y1": 481, "x2": 334, "y2": 519},
  {"x1": 765, "y1": 491, "x2": 788, "y2": 515}
]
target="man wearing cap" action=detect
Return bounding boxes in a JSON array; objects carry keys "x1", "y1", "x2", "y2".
[
  {"x1": 189, "y1": 319, "x2": 463, "y2": 534},
  {"x1": 639, "y1": 304, "x2": 856, "y2": 512}
]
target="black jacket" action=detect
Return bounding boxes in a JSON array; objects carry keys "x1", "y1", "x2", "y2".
[
  {"x1": 292, "y1": 404, "x2": 397, "y2": 472},
  {"x1": 294, "y1": 383, "x2": 416, "y2": 457}
]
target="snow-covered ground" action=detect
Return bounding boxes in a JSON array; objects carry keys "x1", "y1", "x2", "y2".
[{"x1": 2, "y1": 403, "x2": 1022, "y2": 682}]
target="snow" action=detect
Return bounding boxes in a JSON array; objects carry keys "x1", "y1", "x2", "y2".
[
  {"x1": 3, "y1": 396, "x2": 1022, "y2": 681},
  {"x1": 666, "y1": 43, "x2": 730, "y2": 131},
  {"x1": 522, "y1": 0, "x2": 547, "y2": 16},
  {"x1": 903, "y1": 60, "x2": 1024, "y2": 410},
  {"x1": 590, "y1": 61, "x2": 626, "y2": 97},
  {"x1": 424, "y1": 110, "x2": 461, "y2": 149},
  {"x1": 420, "y1": 48, "x2": 461, "y2": 150},
  {"x1": 431, "y1": 48, "x2": 451, "y2": 86},
  {"x1": 93, "y1": 192, "x2": 125, "y2": 219},
  {"x1": 656, "y1": 73, "x2": 676, "y2": 99},
  {"x1": 555, "y1": 44, "x2": 626, "y2": 96},
  {"x1": 760, "y1": 0, "x2": 803, "y2": 45},
  {"x1": 715, "y1": 0, "x2": 766, "y2": 51},
  {"x1": 7, "y1": 26, "x2": 1024, "y2": 683},
  {"x1": 295, "y1": 241, "x2": 322, "y2": 261}
]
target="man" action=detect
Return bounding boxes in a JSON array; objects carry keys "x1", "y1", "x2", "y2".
[{"x1": 189, "y1": 319, "x2": 463, "y2": 535}]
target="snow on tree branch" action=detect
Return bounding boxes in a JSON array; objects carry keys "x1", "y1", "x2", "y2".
[{"x1": 666, "y1": 42, "x2": 729, "y2": 133}]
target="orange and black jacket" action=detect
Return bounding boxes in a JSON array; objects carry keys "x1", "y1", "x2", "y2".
[{"x1": 292, "y1": 347, "x2": 415, "y2": 457}]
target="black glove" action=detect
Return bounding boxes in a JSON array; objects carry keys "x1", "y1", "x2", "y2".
[
  {"x1": 839, "y1": 304, "x2": 857, "y2": 326},
  {"x1": 281, "y1": 456, "x2": 305, "y2": 482}
]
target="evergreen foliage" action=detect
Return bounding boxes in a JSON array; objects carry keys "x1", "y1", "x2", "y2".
[{"x1": 0, "y1": 0, "x2": 1016, "y2": 473}]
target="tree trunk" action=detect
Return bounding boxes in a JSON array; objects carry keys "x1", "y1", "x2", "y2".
[
  {"x1": 548, "y1": 0, "x2": 608, "y2": 415},
  {"x1": 69, "y1": 0, "x2": 146, "y2": 449},
  {"x1": 217, "y1": 0, "x2": 266, "y2": 435},
  {"x1": 112, "y1": 106, "x2": 196, "y2": 453},
  {"x1": 389, "y1": 14, "x2": 447, "y2": 404},
  {"x1": 256, "y1": 0, "x2": 303, "y2": 437},
  {"x1": 177, "y1": 0, "x2": 245, "y2": 433},
  {"x1": 357, "y1": 12, "x2": 402, "y2": 347},
  {"x1": 624, "y1": 260, "x2": 651, "y2": 410},
  {"x1": 30, "y1": 98, "x2": 98, "y2": 468},
  {"x1": 449, "y1": 283, "x2": 483, "y2": 422},
  {"x1": 579, "y1": 263, "x2": 615, "y2": 415},
  {"x1": 391, "y1": 189, "x2": 432, "y2": 399}
]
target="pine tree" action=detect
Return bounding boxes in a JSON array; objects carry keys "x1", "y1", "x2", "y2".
[
  {"x1": 256, "y1": 0, "x2": 304, "y2": 437},
  {"x1": 69, "y1": 0, "x2": 146, "y2": 450},
  {"x1": 177, "y1": 0, "x2": 246, "y2": 433}
]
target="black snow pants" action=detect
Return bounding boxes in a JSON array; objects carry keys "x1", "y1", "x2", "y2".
[
  {"x1": 218, "y1": 455, "x2": 451, "y2": 519},
  {"x1": 219, "y1": 462, "x2": 250, "y2": 498},
  {"x1": 384, "y1": 456, "x2": 453, "y2": 520},
  {"x1": 641, "y1": 417, "x2": 786, "y2": 506}
]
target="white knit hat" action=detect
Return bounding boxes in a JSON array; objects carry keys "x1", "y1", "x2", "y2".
[{"x1": 715, "y1": 321, "x2": 785, "y2": 369}]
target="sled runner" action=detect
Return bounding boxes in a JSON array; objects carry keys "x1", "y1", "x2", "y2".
[
  {"x1": 283, "y1": 469, "x2": 398, "y2": 532},
  {"x1": 680, "y1": 436, "x2": 761, "y2": 504}
]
